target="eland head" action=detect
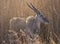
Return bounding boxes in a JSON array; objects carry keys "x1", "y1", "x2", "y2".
[{"x1": 27, "y1": 3, "x2": 49, "y2": 23}]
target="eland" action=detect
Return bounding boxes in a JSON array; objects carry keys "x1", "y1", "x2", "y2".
[{"x1": 9, "y1": 3, "x2": 49, "y2": 44}]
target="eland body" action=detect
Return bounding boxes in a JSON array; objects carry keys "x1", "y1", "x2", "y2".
[{"x1": 9, "y1": 3, "x2": 49, "y2": 44}]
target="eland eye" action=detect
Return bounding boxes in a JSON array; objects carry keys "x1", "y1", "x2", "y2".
[{"x1": 40, "y1": 15, "x2": 43, "y2": 17}]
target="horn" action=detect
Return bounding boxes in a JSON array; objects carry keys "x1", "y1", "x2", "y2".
[
  {"x1": 27, "y1": 2, "x2": 41, "y2": 15},
  {"x1": 27, "y1": 3, "x2": 34, "y2": 10}
]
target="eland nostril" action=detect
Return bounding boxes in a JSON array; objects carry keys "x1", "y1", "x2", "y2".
[
  {"x1": 42, "y1": 17, "x2": 49, "y2": 23},
  {"x1": 45, "y1": 20, "x2": 49, "y2": 23}
]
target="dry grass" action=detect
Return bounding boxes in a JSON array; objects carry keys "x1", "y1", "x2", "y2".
[
  {"x1": 0, "y1": 23, "x2": 60, "y2": 44},
  {"x1": 0, "y1": 0, "x2": 60, "y2": 44}
]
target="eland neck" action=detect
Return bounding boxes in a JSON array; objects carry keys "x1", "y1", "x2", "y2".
[{"x1": 35, "y1": 15, "x2": 41, "y2": 30}]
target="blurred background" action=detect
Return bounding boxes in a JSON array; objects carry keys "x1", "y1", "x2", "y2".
[{"x1": 0, "y1": 0, "x2": 60, "y2": 44}]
